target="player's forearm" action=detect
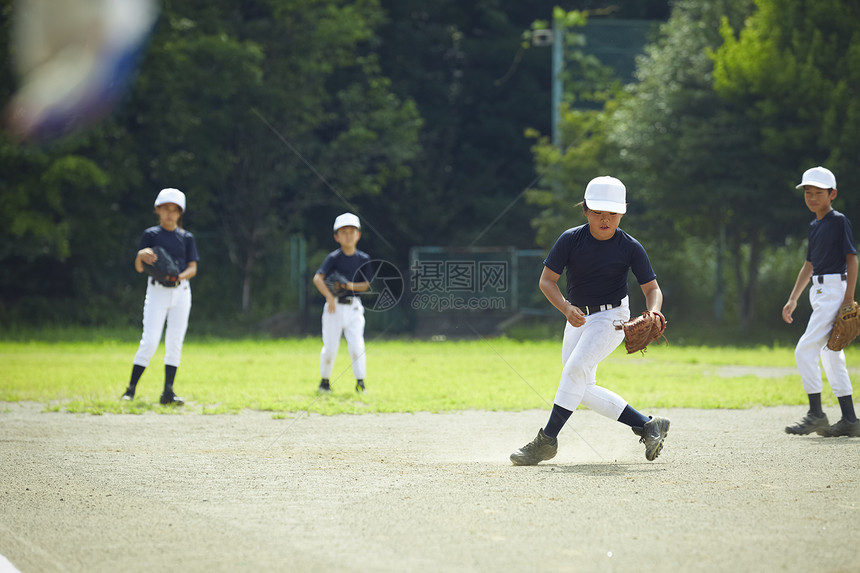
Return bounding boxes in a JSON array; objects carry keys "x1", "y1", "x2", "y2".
[
  {"x1": 539, "y1": 278, "x2": 569, "y2": 314},
  {"x1": 179, "y1": 262, "x2": 197, "y2": 281},
  {"x1": 638, "y1": 279, "x2": 663, "y2": 313},
  {"x1": 644, "y1": 287, "x2": 663, "y2": 313},
  {"x1": 788, "y1": 262, "x2": 813, "y2": 303},
  {"x1": 134, "y1": 250, "x2": 146, "y2": 273},
  {"x1": 348, "y1": 281, "x2": 370, "y2": 292},
  {"x1": 843, "y1": 255, "x2": 858, "y2": 305},
  {"x1": 313, "y1": 274, "x2": 335, "y2": 299}
]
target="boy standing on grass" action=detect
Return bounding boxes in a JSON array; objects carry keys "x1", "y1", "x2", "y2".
[
  {"x1": 782, "y1": 166, "x2": 860, "y2": 437},
  {"x1": 123, "y1": 188, "x2": 198, "y2": 406},
  {"x1": 312, "y1": 213, "x2": 371, "y2": 394},
  {"x1": 509, "y1": 176, "x2": 669, "y2": 465}
]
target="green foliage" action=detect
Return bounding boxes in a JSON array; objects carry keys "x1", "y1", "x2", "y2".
[
  {"x1": 0, "y1": 336, "x2": 846, "y2": 415},
  {"x1": 0, "y1": 148, "x2": 112, "y2": 261},
  {"x1": 128, "y1": 1, "x2": 422, "y2": 314},
  {"x1": 7, "y1": 0, "x2": 854, "y2": 345},
  {"x1": 525, "y1": 3, "x2": 793, "y2": 334},
  {"x1": 0, "y1": 0, "x2": 421, "y2": 322},
  {"x1": 711, "y1": 0, "x2": 860, "y2": 213},
  {"x1": 524, "y1": 0, "x2": 844, "y2": 336},
  {"x1": 0, "y1": 1, "x2": 671, "y2": 332},
  {"x1": 604, "y1": 0, "x2": 825, "y2": 331},
  {"x1": 367, "y1": 0, "x2": 555, "y2": 254},
  {"x1": 526, "y1": 101, "x2": 620, "y2": 248},
  {"x1": 524, "y1": 9, "x2": 625, "y2": 248}
]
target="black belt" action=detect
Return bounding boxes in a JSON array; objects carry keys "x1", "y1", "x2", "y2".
[
  {"x1": 578, "y1": 301, "x2": 622, "y2": 315},
  {"x1": 815, "y1": 273, "x2": 847, "y2": 284},
  {"x1": 151, "y1": 278, "x2": 180, "y2": 288},
  {"x1": 338, "y1": 296, "x2": 354, "y2": 304}
]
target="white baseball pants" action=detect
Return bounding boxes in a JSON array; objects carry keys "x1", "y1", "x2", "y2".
[
  {"x1": 555, "y1": 296, "x2": 630, "y2": 419},
  {"x1": 319, "y1": 299, "x2": 366, "y2": 380},
  {"x1": 795, "y1": 274, "x2": 853, "y2": 397},
  {"x1": 133, "y1": 280, "x2": 192, "y2": 368}
]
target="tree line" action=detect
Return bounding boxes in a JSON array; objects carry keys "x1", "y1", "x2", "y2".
[
  {"x1": 1, "y1": 0, "x2": 856, "y2": 339},
  {"x1": 530, "y1": 0, "x2": 860, "y2": 334}
]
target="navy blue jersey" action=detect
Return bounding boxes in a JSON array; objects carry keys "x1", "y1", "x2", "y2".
[
  {"x1": 544, "y1": 225, "x2": 656, "y2": 307},
  {"x1": 317, "y1": 249, "x2": 371, "y2": 295},
  {"x1": 806, "y1": 210, "x2": 857, "y2": 275},
  {"x1": 139, "y1": 226, "x2": 199, "y2": 272}
]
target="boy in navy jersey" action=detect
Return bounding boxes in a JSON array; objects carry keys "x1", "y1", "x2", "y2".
[
  {"x1": 782, "y1": 166, "x2": 860, "y2": 437},
  {"x1": 313, "y1": 213, "x2": 371, "y2": 394},
  {"x1": 123, "y1": 188, "x2": 199, "y2": 405},
  {"x1": 510, "y1": 176, "x2": 669, "y2": 465}
]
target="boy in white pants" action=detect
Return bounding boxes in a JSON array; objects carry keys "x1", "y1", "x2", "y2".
[
  {"x1": 313, "y1": 213, "x2": 371, "y2": 394},
  {"x1": 510, "y1": 176, "x2": 669, "y2": 465},
  {"x1": 783, "y1": 166, "x2": 860, "y2": 437},
  {"x1": 123, "y1": 188, "x2": 199, "y2": 405}
]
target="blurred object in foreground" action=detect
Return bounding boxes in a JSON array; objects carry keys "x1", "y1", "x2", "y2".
[{"x1": 5, "y1": 0, "x2": 159, "y2": 141}]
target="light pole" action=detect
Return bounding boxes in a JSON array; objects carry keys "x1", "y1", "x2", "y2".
[{"x1": 532, "y1": 13, "x2": 564, "y2": 147}]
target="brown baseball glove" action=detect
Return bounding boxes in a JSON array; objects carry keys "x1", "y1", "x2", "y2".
[
  {"x1": 615, "y1": 311, "x2": 667, "y2": 354},
  {"x1": 826, "y1": 301, "x2": 860, "y2": 351}
]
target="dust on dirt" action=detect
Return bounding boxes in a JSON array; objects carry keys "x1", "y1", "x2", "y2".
[{"x1": 1, "y1": 403, "x2": 858, "y2": 573}]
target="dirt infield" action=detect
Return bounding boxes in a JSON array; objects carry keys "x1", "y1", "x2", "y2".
[{"x1": 1, "y1": 403, "x2": 858, "y2": 573}]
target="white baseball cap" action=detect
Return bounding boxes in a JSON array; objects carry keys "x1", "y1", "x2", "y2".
[
  {"x1": 796, "y1": 166, "x2": 836, "y2": 190},
  {"x1": 584, "y1": 176, "x2": 627, "y2": 214},
  {"x1": 333, "y1": 212, "x2": 361, "y2": 232},
  {"x1": 154, "y1": 188, "x2": 186, "y2": 211}
]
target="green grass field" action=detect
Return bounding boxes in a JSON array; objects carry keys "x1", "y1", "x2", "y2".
[{"x1": 2, "y1": 333, "x2": 853, "y2": 416}]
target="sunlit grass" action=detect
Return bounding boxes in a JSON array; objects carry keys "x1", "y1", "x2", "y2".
[{"x1": 1, "y1": 336, "x2": 854, "y2": 415}]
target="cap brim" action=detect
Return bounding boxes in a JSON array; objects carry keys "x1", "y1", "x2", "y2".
[
  {"x1": 587, "y1": 200, "x2": 627, "y2": 214},
  {"x1": 796, "y1": 182, "x2": 831, "y2": 189}
]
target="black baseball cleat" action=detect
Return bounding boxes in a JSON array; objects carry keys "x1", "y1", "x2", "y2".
[
  {"x1": 121, "y1": 387, "x2": 135, "y2": 401},
  {"x1": 510, "y1": 428, "x2": 558, "y2": 466},
  {"x1": 821, "y1": 418, "x2": 860, "y2": 437},
  {"x1": 318, "y1": 379, "x2": 331, "y2": 393},
  {"x1": 159, "y1": 392, "x2": 184, "y2": 406},
  {"x1": 785, "y1": 413, "x2": 829, "y2": 435},
  {"x1": 641, "y1": 416, "x2": 670, "y2": 461},
  {"x1": 355, "y1": 379, "x2": 365, "y2": 393}
]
